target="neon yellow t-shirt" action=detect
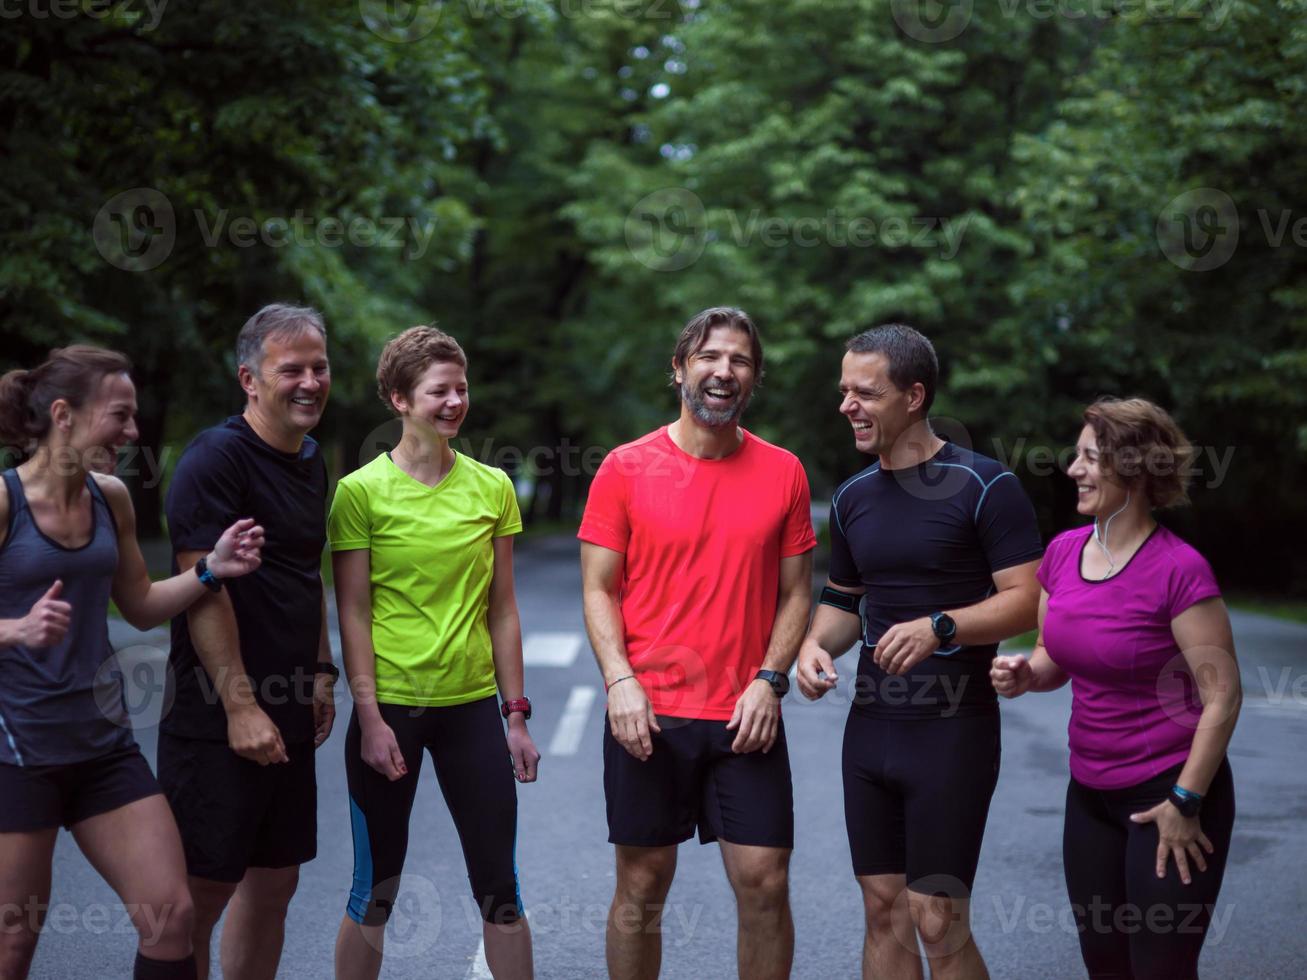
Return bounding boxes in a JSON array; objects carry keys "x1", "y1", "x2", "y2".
[{"x1": 327, "y1": 451, "x2": 522, "y2": 707}]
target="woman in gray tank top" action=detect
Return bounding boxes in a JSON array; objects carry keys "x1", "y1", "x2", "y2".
[{"x1": 0, "y1": 346, "x2": 265, "y2": 980}]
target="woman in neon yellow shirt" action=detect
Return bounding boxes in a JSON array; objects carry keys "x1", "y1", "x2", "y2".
[{"x1": 328, "y1": 326, "x2": 539, "y2": 980}]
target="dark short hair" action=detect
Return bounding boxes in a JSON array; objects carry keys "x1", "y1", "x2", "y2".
[
  {"x1": 1082, "y1": 397, "x2": 1196, "y2": 509},
  {"x1": 376, "y1": 325, "x2": 468, "y2": 414},
  {"x1": 236, "y1": 304, "x2": 327, "y2": 371},
  {"x1": 845, "y1": 323, "x2": 938, "y2": 414},
  {"x1": 0, "y1": 345, "x2": 132, "y2": 461},
  {"x1": 670, "y1": 307, "x2": 764, "y2": 389}
]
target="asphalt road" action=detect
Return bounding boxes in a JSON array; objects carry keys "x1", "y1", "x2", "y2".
[{"x1": 34, "y1": 535, "x2": 1307, "y2": 978}]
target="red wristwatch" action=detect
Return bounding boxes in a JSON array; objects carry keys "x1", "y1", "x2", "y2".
[{"x1": 501, "y1": 697, "x2": 532, "y2": 720}]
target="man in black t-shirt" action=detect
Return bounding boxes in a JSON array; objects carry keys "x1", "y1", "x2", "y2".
[
  {"x1": 158, "y1": 304, "x2": 336, "y2": 980},
  {"x1": 797, "y1": 325, "x2": 1042, "y2": 980}
]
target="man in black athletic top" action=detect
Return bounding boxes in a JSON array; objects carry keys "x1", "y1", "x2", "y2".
[
  {"x1": 157, "y1": 304, "x2": 337, "y2": 980},
  {"x1": 796, "y1": 324, "x2": 1041, "y2": 980}
]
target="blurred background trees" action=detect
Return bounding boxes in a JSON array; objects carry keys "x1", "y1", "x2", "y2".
[{"x1": 3, "y1": 0, "x2": 1303, "y2": 593}]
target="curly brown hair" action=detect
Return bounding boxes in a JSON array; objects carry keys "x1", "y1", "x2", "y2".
[
  {"x1": 376, "y1": 326, "x2": 467, "y2": 414},
  {"x1": 1082, "y1": 397, "x2": 1197, "y2": 508}
]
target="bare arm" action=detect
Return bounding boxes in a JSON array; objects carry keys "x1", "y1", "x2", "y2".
[
  {"x1": 992, "y1": 588, "x2": 1069, "y2": 696},
  {"x1": 728, "y1": 549, "x2": 814, "y2": 752},
  {"x1": 488, "y1": 535, "x2": 539, "y2": 783},
  {"x1": 796, "y1": 578, "x2": 865, "y2": 699},
  {"x1": 1171, "y1": 597, "x2": 1241, "y2": 796},
  {"x1": 1129, "y1": 596, "x2": 1242, "y2": 885},
  {"x1": 311, "y1": 588, "x2": 336, "y2": 748},
  {"x1": 100, "y1": 475, "x2": 263, "y2": 631},
  {"x1": 175, "y1": 547, "x2": 287, "y2": 765},
  {"x1": 334, "y1": 547, "x2": 406, "y2": 780},
  {"x1": 878, "y1": 557, "x2": 1040, "y2": 676},
  {"x1": 581, "y1": 541, "x2": 660, "y2": 760}
]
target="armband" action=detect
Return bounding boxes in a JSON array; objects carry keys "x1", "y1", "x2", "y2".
[{"x1": 819, "y1": 586, "x2": 859, "y2": 614}]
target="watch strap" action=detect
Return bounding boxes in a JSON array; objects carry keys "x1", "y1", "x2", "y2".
[
  {"x1": 195, "y1": 556, "x2": 222, "y2": 593},
  {"x1": 501, "y1": 697, "x2": 532, "y2": 720}
]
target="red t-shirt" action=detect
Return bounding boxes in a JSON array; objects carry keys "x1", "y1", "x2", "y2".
[{"x1": 578, "y1": 426, "x2": 817, "y2": 720}]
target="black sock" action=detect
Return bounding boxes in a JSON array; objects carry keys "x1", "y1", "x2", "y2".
[{"x1": 133, "y1": 951, "x2": 198, "y2": 980}]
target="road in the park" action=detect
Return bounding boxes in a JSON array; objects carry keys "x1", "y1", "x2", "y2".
[{"x1": 36, "y1": 535, "x2": 1307, "y2": 978}]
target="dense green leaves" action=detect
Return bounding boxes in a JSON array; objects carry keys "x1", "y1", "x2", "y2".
[{"x1": 2, "y1": 0, "x2": 1303, "y2": 588}]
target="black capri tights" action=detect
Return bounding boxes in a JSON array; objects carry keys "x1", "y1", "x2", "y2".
[
  {"x1": 344, "y1": 696, "x2": 522, "y2": 926},
  {"x1": 1062, "y1": 758, "x2": 1235, "y2": 980}
]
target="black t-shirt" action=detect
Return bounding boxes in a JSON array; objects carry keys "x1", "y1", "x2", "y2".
[
  {"x1": 829, "y1": 441, "x2": 1043, "y2": 718},
  {"x1": 162, "y1": 415, "x2": 327, "y2": 743}
]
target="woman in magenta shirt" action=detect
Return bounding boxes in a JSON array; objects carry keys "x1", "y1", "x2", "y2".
[{"x1": 992, "y1": 397, "x2": 1240, "y2": 980}]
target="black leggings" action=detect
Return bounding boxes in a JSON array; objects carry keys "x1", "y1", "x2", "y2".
[
  {"x1": 1062, "y1": 758, "x2": 1235, "y2": 980},
  {"x1": 344, "y1": 697, "x2": 522, "y2": 926}
]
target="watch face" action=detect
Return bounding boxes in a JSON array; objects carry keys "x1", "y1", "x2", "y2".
[
  {"x1": 771, "y1": 672, "x2": 790, "y2": 696},
  {"x1": 933, "y1": 613, "x2": 956, "y2": 640}
]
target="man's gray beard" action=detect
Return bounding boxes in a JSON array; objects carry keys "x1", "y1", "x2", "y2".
[{"x1": 681, "y1": 383, "x2": 750, "y2": 428}]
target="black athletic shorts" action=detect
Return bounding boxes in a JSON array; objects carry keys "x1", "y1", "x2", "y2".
[
  {"x1": 842, "y1": 709, "x2": 1000, "y2": 893},
  {"x1": 0, "y1": 744, "x2": 160, "y2": 833},
  {"x1": 603, "y1": 715, "x2": 794, "y2": 849},
  {"x1": 344, "y1": 697, "x2": 522, "y2": 926},
  {"x1": 157, "y1": 733, "x2": 317, "y2": 883}
]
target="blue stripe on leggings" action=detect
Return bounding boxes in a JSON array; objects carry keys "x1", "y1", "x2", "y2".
[
  {"x1": 512, "y1": 819, "x2": 524, "y2": 915},
  {"x1": 346, "y1": 795, "x2": 374, "y2": 923}
]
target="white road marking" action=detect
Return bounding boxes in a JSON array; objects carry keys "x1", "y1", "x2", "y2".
[
  {"x1": 549, "y1": 686, "x2": 598, "y2": 756},
  {"x1": 522, "y1": 631, "x2": 584, "y2": 668},
  {"x1": 467, "y1": 935, "x2": 492, "y2": 978}
]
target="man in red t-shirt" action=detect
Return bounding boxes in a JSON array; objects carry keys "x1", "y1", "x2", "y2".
[{"x1": 579, "y1": 307, "x2": 816, "y2": 980}]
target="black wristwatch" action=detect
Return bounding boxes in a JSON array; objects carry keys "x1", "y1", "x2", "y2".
[
  {"x1": 930, "y1": 611, "x2": 957, "y2": 645},
  {"x1": 755, "y1": 669, "x2": 790, "y2": 699},
  {"x1": 194, "y1": 555, "x2": 223, "y2": 593},
  {"x1": 315, "y1": 662, "x2": 340, "y2": 681},
  {"x1": 1167, "y1": 785, "x2": 1203, "y2": 818}
]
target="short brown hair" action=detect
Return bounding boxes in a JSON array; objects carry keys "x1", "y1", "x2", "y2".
[
  {"x1": 670, "y1": 307, "x2": 764, "y2": 390},
  {"x1": 0, "y1": 345, "x2": 132, "y2": 461},
  {"x1": 1082, "y1": 397, "x2": 1196, "y2": 508},
  {"x1": 376, "y1": 326, "x2": 467, "y2": 414}
]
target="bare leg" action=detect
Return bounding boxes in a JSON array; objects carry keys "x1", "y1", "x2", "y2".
[
  {"x1": 0, "y1": 828, "x2": 57, "y2": 980},
  {"x1": 857, "y1": 874, "x2": 924, "y2": 980},
  {"x1": 607, "y1": 845, "x2": 677, "y2": 980},
  {"x1": 187, "y1": 877, "x2": 237, "y2": 980},
  {"x1": 719, "y1": 842, "x2": 792, "y2": 980},
  {"x1": 71, "y1": 795, "x2": 195, "y2": 962},
  {"x1": 219, "y1": 865, "x2": 299, "y2": 980},
  {"x1": 483, "y1": 915, "x2": 533, "y2": 980},
  {"x1": 333, "y1": 915, "x2": 384, "y2": 980},
  {"x1": 907, "y1": 891, "x2": 988, "y2": 980}
]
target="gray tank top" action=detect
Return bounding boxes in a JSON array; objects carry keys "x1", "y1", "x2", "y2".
[{"x1": 0, "y1": 468, "x2": 135, "y2": 766}]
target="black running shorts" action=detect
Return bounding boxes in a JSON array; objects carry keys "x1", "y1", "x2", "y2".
[
  {"x1": 0, "y1": 744, "x2": 160, "y2": 833},
  {"x1": 157, "y1": 733, "x2": 317, "y2": 883},
  {"x1": 603, "y1": 715, "x2": 794, "y2": 849},
  {"x1": 842, "y1": 709, "x2": 1000, "y2": 893}
]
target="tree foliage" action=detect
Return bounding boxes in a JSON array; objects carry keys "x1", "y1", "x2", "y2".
[{"x1": 2, "y1": 0, "x2": 1303, "y2": 589}]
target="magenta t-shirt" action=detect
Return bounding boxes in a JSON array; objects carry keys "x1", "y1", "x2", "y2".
[{"x1": 1037, "y1": 524, "x2": 1222, "y2": 790}]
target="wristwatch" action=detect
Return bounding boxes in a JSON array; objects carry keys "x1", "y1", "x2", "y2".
[
  {"x1": 501, "y1": 697, "x2": 532, "y2": 720},
  {"x1": 194, "y1": 555, "x2": 223, "y2": 593},
  {"x1": 1167, "y1": 784, "x2": 1203, "y2": 818},
  {"x1": 315, "y1": 662, "x2": 340, "y2": 681},
  {"x1": 755, "y1": 669, "x2": 790, "y2": 699},
  {"x1": 930, "y1": 611, "x2": 957, "y2": 645}
]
